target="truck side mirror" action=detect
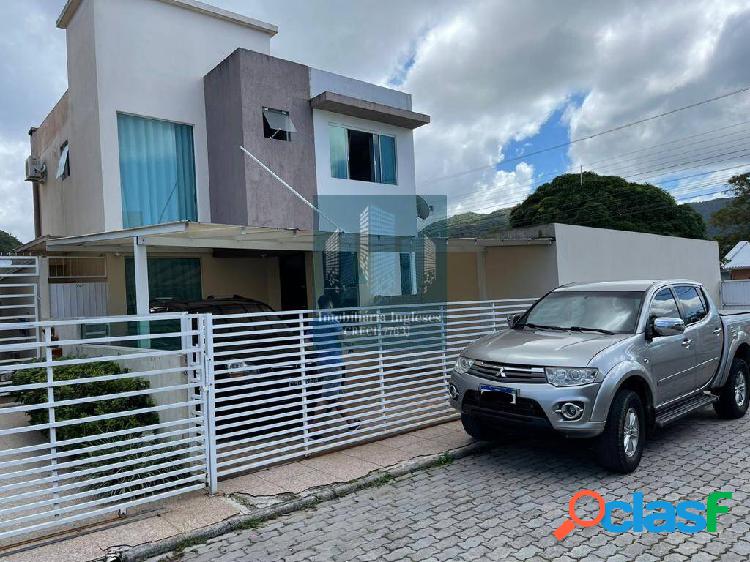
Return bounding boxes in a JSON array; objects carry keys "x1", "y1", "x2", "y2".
[
  {"x1": 652, "y1": 317, "x2": 686, "y2": 338},
  {"x1": 507, "y1": 313, "x2": 523, "y2": 329}
]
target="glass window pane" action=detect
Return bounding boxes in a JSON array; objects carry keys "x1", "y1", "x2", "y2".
[
  {"x1": 649, "y1": 288, "x2": 680, "y2": 318},
  {"x1": 329, "y1": 125, "x2": 348, "y2": 179},
  {"x1": 263, "y1": 108, "x2": 296, "y2": 133},
  {"x1": 379, "y1": 135, "x2": 397, "y2": 184},
  {"x1": 117, "y1": 113, "x2": 197, "y2": 227},
  {"x1": 674, "y1": 285, "x2": 707, "y2": 324}
]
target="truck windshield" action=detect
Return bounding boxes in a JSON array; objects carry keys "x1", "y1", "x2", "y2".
[{"x1": 521, "y1": 291, "x2": 644, "y2": 334}]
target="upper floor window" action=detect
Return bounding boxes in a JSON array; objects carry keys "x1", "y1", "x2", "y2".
[
  {"x1": 56, "y1": 141, "x2": 70, "y2": 180},
  {"x1": 329, "y1": 124, "x2": 397, "y2": 184},
  {"x1": 117, "y1": 113, "x2": 197, "y2": 228},
  {"x1": 263, "y1": 107, "x2": 295, "y2": 141}
]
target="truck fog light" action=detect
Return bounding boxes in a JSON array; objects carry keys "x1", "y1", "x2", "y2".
[
  {"x1": 556, "y1": 401, "x2": 584, "y2": 421},
  {"x1": 448, "y1": 383, "x2": 459, "y2": 400}
]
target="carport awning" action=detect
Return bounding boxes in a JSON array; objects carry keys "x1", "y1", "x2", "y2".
[{"x1": 42, "y1": 222, "x2": 320, "y2": 253}]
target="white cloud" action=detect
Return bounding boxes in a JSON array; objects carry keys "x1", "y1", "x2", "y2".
[
  {"x1": 0, "y1": 137, "x2": 35, "y2": 242},
  {"x1": 1, "y1": 0, "x2": 749, "y2": 240}
]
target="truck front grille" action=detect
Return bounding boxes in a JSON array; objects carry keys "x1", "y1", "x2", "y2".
[
  {"x1": 462, "y1": 390, "x2": 548, "y2": 422},
  {"x1": 467, "y1": 360, "x2": 546, "y2": 383}
]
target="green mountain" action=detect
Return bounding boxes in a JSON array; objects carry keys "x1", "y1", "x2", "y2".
[
  {"x1": 421, "y1": 208, "x2": 511, "y2": 239},
  {"x1": 422, "y1": 196, "x2": 734, "y2": 240},
  {"x1": 686, "y1": 197, "x2": 733, "y2": 238},
  {"x1": 0, "y1": 230, "x2": 21, "y2": 254}
]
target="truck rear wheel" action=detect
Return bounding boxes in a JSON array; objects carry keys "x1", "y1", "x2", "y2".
[
  {"x1": 595, "y1": 389, "x2": 645, "y2": 473},
  {"x1": 714, "y1": 357, "x2": 750, "y2": 419}
]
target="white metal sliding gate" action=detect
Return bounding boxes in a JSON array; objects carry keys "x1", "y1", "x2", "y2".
[
  {"x1": 0, "y1": 256, "x2": 39, "y2": 368},
  {"x1": 0, "y1": 299, "x2": 535, "y2": 545},
  {"x1": 209, "y1": 299, "x2": 535, "y2": 479},
  {"x1": 0, "y1": 313, "x2": 209, "y2": 545}
]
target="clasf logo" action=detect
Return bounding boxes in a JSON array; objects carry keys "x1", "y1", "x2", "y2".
[{"x1": 553, "y1": 489, "x2": 732, "y2": 540}]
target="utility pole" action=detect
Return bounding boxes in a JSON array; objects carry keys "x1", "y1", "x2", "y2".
[{"x1": 580, "y1": 165, "x2": 583, "y2": 187}]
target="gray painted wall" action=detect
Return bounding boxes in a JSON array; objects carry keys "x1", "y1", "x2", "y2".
[{"x1": 205, "y1": 49, "x2": 316, "y2": 230}]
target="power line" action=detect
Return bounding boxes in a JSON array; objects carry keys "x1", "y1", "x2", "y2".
[{"x1": 419, "y1": 85, "x2": 750, "y2": 186}]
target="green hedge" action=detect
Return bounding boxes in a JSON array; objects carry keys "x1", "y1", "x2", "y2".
[
  {"x1": 11, "y1": 359, "x2": 160, "y2": 444},
  {"x1": 11, "y1": 359, "x2": 185, "y2": 495}
]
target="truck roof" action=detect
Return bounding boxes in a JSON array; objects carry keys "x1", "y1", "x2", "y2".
[{"x1": 555, "y1": 279, "x2": 700, "y2": 292}]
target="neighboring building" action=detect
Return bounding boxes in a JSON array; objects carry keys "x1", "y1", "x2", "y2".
[
  {"x1": 722, "y1": 241, "x2": 750, "y2": 280},
  {"x1": 447, "y1": 223, "x2": 722, "y2": 305},
  {"x1": 22, "y1": 0, "x2": 430, "y2": 319}
]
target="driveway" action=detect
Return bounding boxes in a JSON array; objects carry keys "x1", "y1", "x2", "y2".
[{"x1": 172, "y1": 407, "x2": 750, "y2": 561}]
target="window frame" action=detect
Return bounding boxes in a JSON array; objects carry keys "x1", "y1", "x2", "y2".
[
  {"x1": 328, "y1": 122, "x2": 398, "y2": 185},
  {"x1": 263, "y1": 107, "x2": 294, "y2": 142},
  {"x1": 56, "y1": 141, "x2": 71, "y2": 181},
  {"x1": 673, "y1": 284, "x2": 709, "y2": 326},
  {"x1": 647, "y1": 287, "x2": 681, "y2": 320},
  {"x1": 116, "y1": 111, "x2": 198, "y2": 228}
]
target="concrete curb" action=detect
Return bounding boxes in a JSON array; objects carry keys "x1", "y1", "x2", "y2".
[{"x1": 118, "y1": 441, "x2": 490, "y2": 561}]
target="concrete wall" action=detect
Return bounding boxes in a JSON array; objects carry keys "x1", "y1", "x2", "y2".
[
  {"x1": 65, "y1": 0, "x2": 273, "y2": 232},
  {"x1": 105, "y1": 252, "x2": 283, "y2": 313},
  {"x1": 484, "y1": 244, "x2": 559, "y2": 300},
  {"x1": 309, "y1": 68, "x2": 412, "y2": 110},
  {"x1": 205, "y1": 49, "x2": 317, "y2": 230},
  {"x1": 30, "y1": 93, "x2": 83, "y2": 237},
  {"x1": 553, "y1": 223, "x2": 722, "y2": 303},
  {"x1": 446, "y1": 252, "x2": 480, "y2": 301}
]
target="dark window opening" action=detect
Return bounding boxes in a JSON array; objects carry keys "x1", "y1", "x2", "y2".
[
  {"x1": 263, "y1": 107, "x2": 295, "y2": 142},
  {"x1": 57, "y1": 141, "x2": 70, "y2": 180},
  {"x1": 347, "y1": 130, "x2": 375, "y2": 181}
]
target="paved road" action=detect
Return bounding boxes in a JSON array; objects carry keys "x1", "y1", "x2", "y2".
[{"x1": 176, "y1": 408, "x2": 750, "y2": 561}]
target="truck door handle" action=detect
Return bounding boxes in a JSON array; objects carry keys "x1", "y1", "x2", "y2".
[
  {"x1": 681, "y1": 339, "x2": 692, "y2": 348},
  {"x1": 712, "y1": 327, "x2": 722, "y2": 335}
]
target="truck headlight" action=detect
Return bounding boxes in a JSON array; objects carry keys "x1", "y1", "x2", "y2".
[
  {"x1": 545, "y1": 367, "x2": 601, "y2": 387},
  {"x1": 454, "y1": 356, "x2": 474, "y2": 375}
]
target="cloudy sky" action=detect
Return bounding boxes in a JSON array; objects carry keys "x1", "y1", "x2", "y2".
[{"x1": 1, "y1": 0, "x2": 749, "y2": 242}]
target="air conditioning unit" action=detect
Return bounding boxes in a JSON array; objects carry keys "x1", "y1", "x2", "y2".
[{"x1": 25, "y1": 156, "x2": 46, "y2": 183}]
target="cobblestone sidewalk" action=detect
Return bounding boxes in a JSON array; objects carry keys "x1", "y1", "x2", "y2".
[{"x1": 170, "y1": 408, "x2": 750, "y2": 561}]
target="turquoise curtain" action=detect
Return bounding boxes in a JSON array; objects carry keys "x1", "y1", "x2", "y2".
[
  {"x1": 117, "y1": 113, "x2": 197, "y2": 227},
  {"x1": 329, "y1": 124, "x2": 348, "y2": 179},
  {"x1": 380, "y1": 135, "x2": 397, "y2": 184}
]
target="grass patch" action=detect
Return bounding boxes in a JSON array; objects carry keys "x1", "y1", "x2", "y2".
[
  {"x1": 371, "y1": 473, "x2": 394, "y2": 487},
  {"x1": 433, "y1": 452, "x2": 454, "y2": 467}
]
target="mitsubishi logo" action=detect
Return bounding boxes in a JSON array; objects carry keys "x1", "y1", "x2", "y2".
[{"x1": 497, "y1": 366, "x2": 506, "y2": 377}]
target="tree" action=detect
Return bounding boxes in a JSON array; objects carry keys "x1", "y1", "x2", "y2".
[
  {"x1": 710, "y1": 173, "x2": 750, "y2": 257},
  {"x1": 0, "y1": 230, "x2": 21, "y2": 254},
  {"x1": 509, "y1": 172, "x2": 706, "y2": 239}
]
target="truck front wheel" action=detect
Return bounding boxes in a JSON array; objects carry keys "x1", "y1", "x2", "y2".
[
  {"x1": 461, "y1": 412, "x2": 494, "y2": 441},
  {"x1": 595, "y1": 389, "x2": 645, "y2": 473},
  {"x1": 714, "y1": 357, "x2": 750, "y2": 419}
]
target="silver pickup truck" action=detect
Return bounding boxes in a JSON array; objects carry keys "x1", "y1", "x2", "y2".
[{"x1": 449, "y1": 280, "x2": 750, "y2": 472}]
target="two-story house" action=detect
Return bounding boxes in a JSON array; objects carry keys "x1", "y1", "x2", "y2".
[{"x1": 22, "y1": 0, "x2": 431, "y2": 320}]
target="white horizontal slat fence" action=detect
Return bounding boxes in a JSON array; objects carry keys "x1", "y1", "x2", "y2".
[{"x1": 0, "y1": 298, "x2": 536, "y2": 545}]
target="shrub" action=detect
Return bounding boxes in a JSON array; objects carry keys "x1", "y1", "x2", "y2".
[
  {"x1": 11, "y1": 359, "x2": 160, "y2": 444},
  {"x1": 10, "y1": 359, "x2": 181, "y2": 496}
]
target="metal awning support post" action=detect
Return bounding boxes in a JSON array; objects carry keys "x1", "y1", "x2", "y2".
[
  {"x1": 133, "y1": 236, "x2": 150, "y2": 346},
  {"x1": 133, "y1": 237, "x2": 150, "y2": 315}
]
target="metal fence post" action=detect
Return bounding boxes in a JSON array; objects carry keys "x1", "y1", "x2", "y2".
[
  {"x1": 440, "y1": 304, "x2": 449, "y2": 388},
  {"x1": 43, "y1": 326, "x2": 60, "y2": 511},
  {"x1": 200, "y1": 314, "x2": 218, "y2": 494},
  {"x1": 299, "y1": 312, "x2": 310, "y2": 452},
  {"x1": 376, "y1": 308, "x2": 387, "y2": 417}
]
